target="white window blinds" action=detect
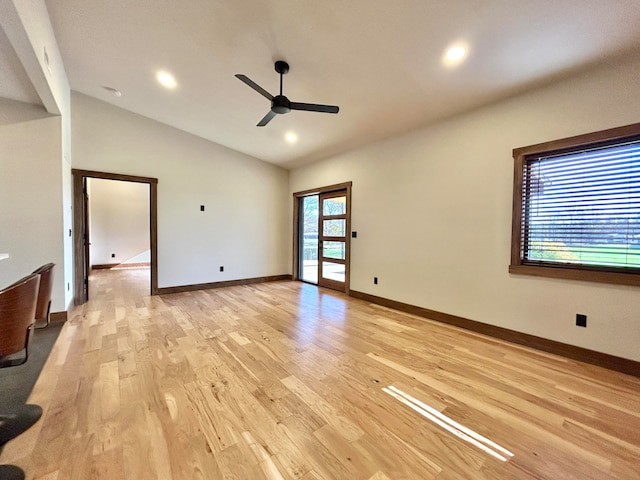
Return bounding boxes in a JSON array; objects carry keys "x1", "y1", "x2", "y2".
[{"x1": 521, "y1": 140, "x2": 640, "y2": 269}]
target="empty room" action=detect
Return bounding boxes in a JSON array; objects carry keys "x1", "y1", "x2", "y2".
[{"x1": 1, "y1": 1, "x2": 639, "y2": 479}]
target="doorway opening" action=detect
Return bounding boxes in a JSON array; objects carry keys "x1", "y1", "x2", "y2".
[
  {"x1": 293, "y1": 182, "x2": 351, "y2": 293},
  {"x1": 72, "y1": 169, "x2": 158, "y2": 305}
]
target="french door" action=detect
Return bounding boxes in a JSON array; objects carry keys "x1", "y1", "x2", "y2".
[
  {"x1": 317, "y1": 191, "x2": 348, "y2": 290},
  {"x1": 296, "y1": 183, "x2": 351, "y2": 293}
]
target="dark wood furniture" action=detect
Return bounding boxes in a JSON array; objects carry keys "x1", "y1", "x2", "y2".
[
  {"x1": 0, "y1": 273, "x2": 44, "y2": 480},
  {"x1": 32, "y1": 263, "x2": 55, "y2": 329}
]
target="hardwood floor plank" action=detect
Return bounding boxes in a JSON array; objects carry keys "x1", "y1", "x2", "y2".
[
  {"x1": 278, "y1": 414, "x2": 351, "y2": 479},
  {"x1": 90, "y1": 446, "x2": 126, "y2": 479},
  {"x1": 281, "y1": 375, "x2": 364, "y2": 442},
  {"x1": 2, "y1": 269, "x2": 639, "y2": 479},
  {"x1": 242, "y1": 431, "x2": 287, "y2": 480}
]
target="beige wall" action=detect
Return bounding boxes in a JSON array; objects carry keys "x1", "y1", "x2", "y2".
[
  {"x1": 88, "y1": 178, "x2": 150, "y2": 266},
  {"x1": 72, "y1": 92, "x2": 290, "y2": 288},
  {"x1": 0, "y1": 98, "x2": 67, "y2": 311},
  {"x1": 290, "y1": 54, "x2": 640, "y2": 362}
]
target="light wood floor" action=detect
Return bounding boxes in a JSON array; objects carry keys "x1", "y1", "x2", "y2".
[{"x1": 2, "y1": 269, "x2": 640, "y2": 479}]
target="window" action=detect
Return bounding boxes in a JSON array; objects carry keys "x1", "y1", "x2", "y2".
[{"x1": 510, "y1": 123, "x2": 640, "y2": 286}]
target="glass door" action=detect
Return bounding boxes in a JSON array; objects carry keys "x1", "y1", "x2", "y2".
[
  {"x1": 300, "y1": 195, "x2": 319, "y2": 283},
  {"x1": 318, "y1": 191, "x2": 348, "y2": 291},
  {"x1": 296, "y1": 184, "x2": 350, "y2": 293}
]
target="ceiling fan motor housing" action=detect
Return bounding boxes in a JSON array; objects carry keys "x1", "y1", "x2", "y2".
[{"x1": 272, "y1": 95, "x2": 291, "y2": 114}]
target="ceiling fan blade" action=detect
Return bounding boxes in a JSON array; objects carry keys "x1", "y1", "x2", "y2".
[
  {"x1": 290, "y1": 102, "x2": 339, "y2": 114},
  {"x1": 257, "y1": 110, "x2": 277, "y2": 127},
  {"x1": 235, "y1": 74, "x2": 273, "y2": 100}
]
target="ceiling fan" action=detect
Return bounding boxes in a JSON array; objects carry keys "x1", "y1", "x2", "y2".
[{"x1": 235, "y1": 60, "x2": 339, "y2": 127}]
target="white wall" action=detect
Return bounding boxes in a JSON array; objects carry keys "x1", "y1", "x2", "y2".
[
  {"x1": 0, "y1": 0, "x2": 73, "y2": 309},
  {"x1": 88, "y1": 178, "x2": 150, "y2": 266},
  {"x1": 72, "y1": 92, "x2": 289, "y2": 288},
  {"x1": 0, "y1": 97, "x2": 66, "y2": 311},
  {"x1": 290, "y1": 54, "x2": 640, "y2": 362}
]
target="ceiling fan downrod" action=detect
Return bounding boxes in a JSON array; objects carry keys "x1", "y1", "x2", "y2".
[{"x1": 275, "y1": 60, "x2": 289, "y2": 96}]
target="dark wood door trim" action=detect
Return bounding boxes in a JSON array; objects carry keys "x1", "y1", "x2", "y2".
[
  {"x1": 292, "y1": 181, "x2": 352, "y2": 198},
  {"x1": 72, "y1": 169, "x2": 159, "y2": 304},
  {"x1": 72, "y1": 169, "x2": 158, "y2": 185},
  {"x1": 292, "y1": 182, "x2": 352, "y2": 294},
  {"x1": 72, "y1": 173, "x2": 85, "y2": 304}
]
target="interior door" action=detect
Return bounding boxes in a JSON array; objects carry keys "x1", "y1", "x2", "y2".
[
  {"x1": 82, "y1": 177, "x2": 90, "y2": 302},
  {"x1": 317, "y1": 191, "x2": 348, "y2": 291}
]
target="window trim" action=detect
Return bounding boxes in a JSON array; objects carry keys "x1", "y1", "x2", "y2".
[{"x1": 510, "y1": 122, "x2": 640, "y2": 287}]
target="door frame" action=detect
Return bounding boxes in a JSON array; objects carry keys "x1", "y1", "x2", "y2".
[
  {"x1": 292, "y1": 181, "x2": 352, "y2": 293},
  {"x1": 72, "y1": 169, "x2": 159, "y2": 304}
]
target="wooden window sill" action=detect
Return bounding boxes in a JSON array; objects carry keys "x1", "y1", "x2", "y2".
[{"x1": 509, "y1": 264, "x2": 640, "y2": 287}]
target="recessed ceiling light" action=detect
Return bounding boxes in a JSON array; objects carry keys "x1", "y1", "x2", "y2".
[
  {"x1": 156, "y1": 70, "x2": 177, "y2": 89},
  {"x1": 102, "y1": 86, "x2": 122, "y2": 97},
  {"x1": 285, "y1": 131, "x2": 298, "y2": 144},
  {"x1": 443, "y1": 44, "x2": 467, "y2": 66}
]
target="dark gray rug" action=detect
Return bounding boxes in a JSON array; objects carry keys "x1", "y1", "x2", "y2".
[{"x1": 0, "y1": 322, "x2": 63, "y2": 410}]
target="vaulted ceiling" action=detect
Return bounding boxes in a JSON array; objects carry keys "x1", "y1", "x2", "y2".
[{"x1": 3, "y1": 1, "x2": 640, "y2": 168}]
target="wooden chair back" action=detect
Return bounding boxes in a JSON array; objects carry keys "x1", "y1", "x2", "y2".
[
  {"x1": 32, "y1": 263, "x2": 55, "y2": 325},
  {"x1": 0, "y1": 273, "x2": 40, "y2": 367}
]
